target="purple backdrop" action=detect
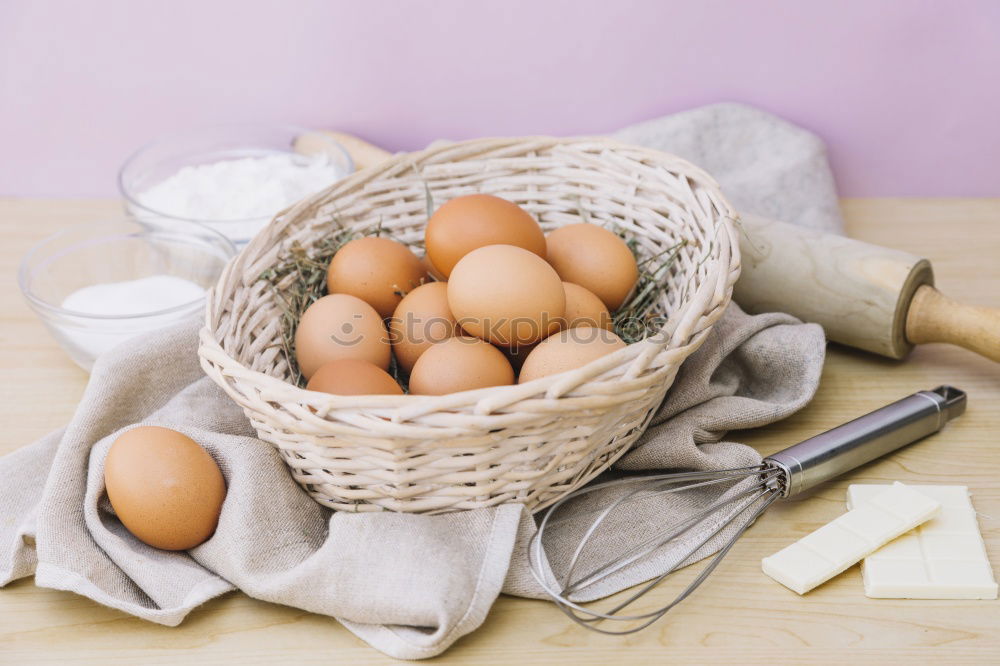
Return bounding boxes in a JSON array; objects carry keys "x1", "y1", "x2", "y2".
[{"x1": 1, "y1": 0, "x2": 998, "y2": 197}]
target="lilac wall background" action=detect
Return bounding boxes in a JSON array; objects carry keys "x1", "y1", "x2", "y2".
[{"x1": 1, "y1": 0, "x2": 998, "y2": 197}]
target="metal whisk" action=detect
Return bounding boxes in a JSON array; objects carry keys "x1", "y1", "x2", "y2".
[{"x1": 529, "y1": 386, "x2": 967, "y2": 634}]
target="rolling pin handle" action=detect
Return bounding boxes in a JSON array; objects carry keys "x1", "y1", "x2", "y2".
[
  {"x1": 295, "y1": 130, "x2": 394, "y2": 171},
  {"x1": 905, "y1": 285, "x2": 1000, "y2": 362}
]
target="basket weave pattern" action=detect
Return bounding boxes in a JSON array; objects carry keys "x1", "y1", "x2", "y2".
[{"x1": 199, "y1": 137, "x2": 740, "y2": 513}]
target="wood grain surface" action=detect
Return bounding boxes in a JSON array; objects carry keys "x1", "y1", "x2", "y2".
[{"x1": 1, "y1": 197, "x2": 998, "y2": 664}]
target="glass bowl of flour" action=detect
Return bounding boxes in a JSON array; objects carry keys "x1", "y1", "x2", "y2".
[
  {"x1": 118, "y1": 124, "x2": 354, "y2": 244},
  {"x1": 19, "y1": 218, "x2": 237, "y2": 371}
]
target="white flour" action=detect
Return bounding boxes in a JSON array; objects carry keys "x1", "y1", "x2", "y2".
[{"x1": 135, "y1": 152, "x2": 345, "y2": 240}]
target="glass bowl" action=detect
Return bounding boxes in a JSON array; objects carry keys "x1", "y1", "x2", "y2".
[
  {"x1": 19, "y1": 218, "x2": 237, "y2": 371},
  {"x1": 118, "y1": 123, "x2": 354, "y2": 245}
]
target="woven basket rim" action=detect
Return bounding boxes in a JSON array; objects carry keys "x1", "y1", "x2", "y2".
[{"x1": 199, "y1": 135, "x2": 739, "y2": 420}]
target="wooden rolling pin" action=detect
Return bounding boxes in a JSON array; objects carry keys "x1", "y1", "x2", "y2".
[
  {"x1": 734, "y1": 214, "x2": 999, "y2": 361},
  {"x1": 301, "y1": 132, "x2": 1000, "y2": 362}
]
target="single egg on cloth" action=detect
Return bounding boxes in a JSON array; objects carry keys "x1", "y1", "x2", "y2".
[
  {"x1": 409, "y1": 336, "x2": 515, "y2": 395},
  {"x1": 425, "y1": 194, "x2": 546, "y2": 277},
  {"x1": 306, "y1": 358, "x2": 403, "y2": 395},
  {"x1": 104, "y1": 426, "x2": 226, "y2": 551},
  {"x1": 294, "y1": 294, "x2": 391, "y2": 379},
  {"x1": 545, "y1": 223, "x2": 638, "y2": 311},
  {"x1": 518, "y1": 325, "x2": 627, "y2": 383},
  {"x1": 389, "y1": 282, "x2": 458, "y2": 372},
  {"x1": 448, "y1": 244, "x2": 565, "y2": 347},
  {"x1": 327, "y1": 236, "x2": 428, "y2": 317},
  {"x1": 561, "y1": 282, "x2": 613, "y2": 330}
]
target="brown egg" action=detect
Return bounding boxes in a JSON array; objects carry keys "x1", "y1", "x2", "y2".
[
  {"x1": 518, "y1": 326, "x2": 627, "y2": 383},
  {"x1": 409, "y1": 336, "x2": 514, "y2": 395},
  {"x1": 389, "y1": 282, "x2": 458, "y2": 372},
  {"x1": 448, "y1": 244, "x2": 565, "y2": 347},
  {"x1": 561, "y1": 282, "x2": 614, "y2": 330},
  {"x1": 306, "y1": 358, "x2": 403, "y2": 395},
  {"x1": 545, "y1": 223, "x2": 639, "y2": 311},
  {"x1": 294, "y1": 294, "x2": 391, "y2": 379},
  {"x1": 425, "y1": 194, "x2": 546, "y2": 277},
  {"x1": 327, "y1": 237, "x2": 428, "y2": 317},
  {"x1": 420, "y1": 253, "x2": 447, "y2": 282},
  {"x1": 104, "y1": 426, "x2": 226, "y2": 551}
]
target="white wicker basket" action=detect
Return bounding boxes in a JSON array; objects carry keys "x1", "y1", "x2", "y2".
[{"x1": 198, "y1": 136, "x2": 740, "y2": 514}]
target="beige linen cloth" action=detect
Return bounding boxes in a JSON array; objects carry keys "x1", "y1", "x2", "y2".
[{"x1": 1, "y1": 103, "x2": 834, "y2": 660}]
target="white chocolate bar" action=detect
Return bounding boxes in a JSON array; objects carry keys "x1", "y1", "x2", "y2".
[
  {"x1": 762, "y1": 483, "x2": 940, "y2": 595},
  {"x1": 847, "y1": 484, "x2": 997, "y2": 599}
]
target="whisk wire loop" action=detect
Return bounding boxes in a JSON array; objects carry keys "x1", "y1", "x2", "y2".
[
  {"x1": 559, "y1": 471, "x2": 768, "y2": 591},
  {"x1": 567, "y1": 471, "x2": 782, "y2": 593},
  {"x1": 528, "y1": 465, "x2": 783, "y2": 634}
]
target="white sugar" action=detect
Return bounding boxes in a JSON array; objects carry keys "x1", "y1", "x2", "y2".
[
  {"x1": 135, "y1": 152, "x2": 345, "y2": 239},
  {"x1": 62, "y1": 275, "x2": 205, "y2": 316},
  {"x1": 57, "y1": 276, "x2": 207, "y2": 365}
]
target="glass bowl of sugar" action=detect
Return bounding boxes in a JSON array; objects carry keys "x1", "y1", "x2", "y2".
[
  {"x1": 118, "y1": 124, "x2": 354, "y2": 244},
  {"x1": 18, "y1": 218, "x2": 237, "y2": 371}
]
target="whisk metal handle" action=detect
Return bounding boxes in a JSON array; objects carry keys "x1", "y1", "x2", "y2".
[{"x1": 764, "y1": 385, "x2": 966, "y2": 497}]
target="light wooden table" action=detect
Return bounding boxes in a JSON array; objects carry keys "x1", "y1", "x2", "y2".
[{"x1": 1, "y1": 198, "x2": 998, "y2": 664}]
